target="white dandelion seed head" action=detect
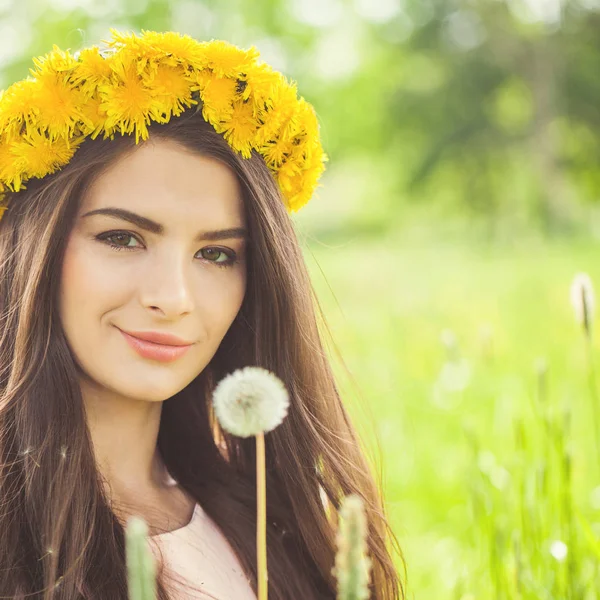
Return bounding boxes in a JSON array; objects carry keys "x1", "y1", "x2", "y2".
[
  {"x1": 549, "y1": 539, "x2": 568, "y2": 562},
  {"x1": 570, "y1": 272, "x2": 595, "y2": 327},
  {"x1": 212, "y1": 366, "x2": 290, "y2": 438}
]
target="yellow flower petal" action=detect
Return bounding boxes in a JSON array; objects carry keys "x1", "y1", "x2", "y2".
[
  {"x1": 30, "y1": 74, "x2": 85, "y2": 140},
  {"x1": 220, "y1": 100, "x2": 259, "y2": 158},
  {"x1": 0, "y1": 137, "x2": 22, "y2": 192},
  {"x1": 71, "y1": 46, "x2": 113, "y2": 97},
  {"x1": 10, "y1": 130, "x2": 82, "y2": 180},
  {"x1": 0, "y1": 79, "x2": 38, "y2": 137},
  {"x1": 99, "y1": 55, "x2": 154, "y2": 143},
  {"x1": 139, "y1": 30, "x2": 208, "y2": 70},
  {"x1": 253, "y1": 82, "x2": 298, "y2": 147},
  {"x1": 199, "y1": 40, "x2": 260, "y2": 79},
  {"x1": 78, "y1": 96, "x2": 108, "y2": 139},
  {"x1": 261, "y1": 137, "x2": 293, "y2": 168},
  {"x1": 30, "y1": 44, "x2": 78, "y2": 77},
  {"x1": 143, "y1": 63, "x2": 196, "y2": 121},
  {"x1": 0, "y1": 136, "x2": 16, "y2": 183},
  {"x1": 199, "y1": 75, "x2": 237, "y2": 125}
]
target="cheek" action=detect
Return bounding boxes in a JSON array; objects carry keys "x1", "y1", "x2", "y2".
[
  {"x1": 59, "y1": 236, "x2": 123, "y2": 330},
  {"x1": 201, "y1": 269, "x2": 246, "y2": 338}
]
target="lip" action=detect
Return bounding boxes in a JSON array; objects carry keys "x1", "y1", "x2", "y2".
[
  {"x1": 120, "y1": 329, "x2": 193, "y2": 346},
  {"x1": 116, "y1": 327, "x2": 193, "y2": 363}
]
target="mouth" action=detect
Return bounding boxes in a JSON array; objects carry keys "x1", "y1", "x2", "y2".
[{"x1": 116, "y1": 327, "x2": 193, "y2": 363}]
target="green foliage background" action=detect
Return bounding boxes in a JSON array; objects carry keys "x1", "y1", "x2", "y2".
[{"x1": 3, "y1": 0, "x2": 600, "y2": 598}]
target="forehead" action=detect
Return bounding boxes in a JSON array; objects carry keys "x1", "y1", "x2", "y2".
[{"x1": 80, "y1": 138, "x2": 245, "y2": 225}]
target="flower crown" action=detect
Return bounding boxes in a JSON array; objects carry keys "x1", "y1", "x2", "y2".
[{"x1": 0, "y1": 29, "x2": 328, "y2": 217}]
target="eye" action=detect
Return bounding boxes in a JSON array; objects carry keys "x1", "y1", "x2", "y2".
[
  {"x1": 99, "y1": 231, "x2": 140, "y2": 249},
  {"x1": 198, "y1": 247, "x2": 238, "y2": 268}
]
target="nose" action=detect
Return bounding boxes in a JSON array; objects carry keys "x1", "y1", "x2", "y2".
[{"x1": 138, "y1": 248, "x2": 196, "y2": 318}]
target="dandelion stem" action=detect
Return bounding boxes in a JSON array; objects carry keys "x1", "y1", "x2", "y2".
[
  {"x1": 125, "y1": 517, "x2": 156, "y2": 600},
  {"x1": 256, "y1": 431, "x2": 268, "y2": 600}
]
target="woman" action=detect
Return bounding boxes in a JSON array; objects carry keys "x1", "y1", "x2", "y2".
[{"x1": 0, "y1": 31, "x2": 407, "y2": 599}]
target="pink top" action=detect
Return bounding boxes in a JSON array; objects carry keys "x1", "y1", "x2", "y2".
[{"x1": 147, "y1": 502, "x2": 257, "y2": 600}]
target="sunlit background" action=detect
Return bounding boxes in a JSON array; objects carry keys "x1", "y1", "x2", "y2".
[{"x1": 3, "y1": 0, "x2": 600, "y2": 598}]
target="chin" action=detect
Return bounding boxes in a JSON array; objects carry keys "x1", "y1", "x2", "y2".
[
  {"x1": 128, "y1": 380, "x2": 189, "y2": 402},
  {"x1": 98, "y1": 369, "x2": 193, "y2": 403}
]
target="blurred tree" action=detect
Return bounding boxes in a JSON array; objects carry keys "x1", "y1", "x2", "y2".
[{"x1": 384, "y1": 0, "x2": 600, "y2": 232}]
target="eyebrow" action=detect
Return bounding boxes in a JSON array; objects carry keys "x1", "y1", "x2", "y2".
[{"x1": 81, "y1": 207, "x2": 248, "y2": 242}]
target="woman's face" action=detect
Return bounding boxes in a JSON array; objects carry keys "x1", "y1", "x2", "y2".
[{"x1": 59, "y1": 137, "x2": 247, "y2": 403}]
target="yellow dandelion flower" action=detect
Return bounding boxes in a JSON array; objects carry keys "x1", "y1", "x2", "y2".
[
  {"x1": 277, "y1": 158, "x2": 302, "y2": 195},
  {"x1": 11, "y1": 130, "x2": 81, "y2": 180},
  {"x1": 239, "y1": 63, "x2": 282, "y2": 104},
  {"x1": 254, "y1": 113, "x2": 287, "y2": 149},
  {"x1": 105, "y1": 28, "x2": 147, "y2": 53},
  {"x1": 288, "y1": 193, "x2": 307, "y2": 213},
  {"x1": 111, "y1": 43, "x2": 151, "y2": 77},
  {"x1": 275, "y1": 171, "x2": 305, "y2": 212},
  {"x1": 220, "y1": 100, "x2": 259, "y2": 158},
  {"x1": 105, "y1": 31, "x2": 157, "y2": 78},
  {"x1": 304, "y1": 140, "x2": 328, "y2": 174},
  {"x1": 193, "y1": 69, "x2": 214, "y2": 94},
  {"x1": 0, "y1": 137, "x2": 23, "y2": 191},
  {"x1": 199, "y1": 75, "x2": 237, "y2": 125},
  {"x1": 253, "y1": 83, "x2": 298, "y2": 147},
  {"x1": 295, "y1": 98, "x2": 319, "y2": 139},
  {"x1": 288, "y1": 149, "x2": 327, "y2": 213},
  {"x1": 244, "y1": 64, "x2": 287, "y2": 107},
  {"x1": 0, "y1": 136, "x2": 16, "y2": 182},
  {"x1": 78, "y1": 96, "x2": 108, "y2": 139},
  {"x1": 199, "y1": 40, "x2": 260, "y2": 79},
  {"x1": 71, "y1": 47, "x2": 113, "y2": 97},
  {"x1": 262, "y1": 75, "x2": 297, "y2": 115},
  {"x1": 280, "y1": 106, "x2": 322, "y2": 172},
  {"x1": 278, "y1": 99, "x2": 308, "y2": 144},
  {"x1": 30, "y1": 44, "x2": 78, "y2": 77},
  {"x1": 305, "y1": 150, "x2": 327, "y2": 183},
  {"x1": 139, "y1": 30, "x2": 208, "y2": 70},
  {"x1": 30, "y1": 74, "x2": 84, "y2": 140},
  {"x1": 142, "y1": 63, "x2": 196, "y2": 121},
  {"x1": 0, "y1": 79, "x2": 40, "y2": 134},
  {"x1": 100, "y1": 55, "x2": 154, "y2": 143},
  {"x1": 107, "y1": 31, "x2": 177, "y2": 73},
  {"x1": 261, "y1": 136, "x2": 293, "y2": 168}
]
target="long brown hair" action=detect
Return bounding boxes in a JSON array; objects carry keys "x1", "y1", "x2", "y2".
[{"x1": 0, "y1": 107, "x2": 407, "y2": 599}]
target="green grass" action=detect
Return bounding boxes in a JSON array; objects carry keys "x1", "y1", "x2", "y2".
[{"x1": 305, "y1": 235, "x2": 600, "y2": 600}]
